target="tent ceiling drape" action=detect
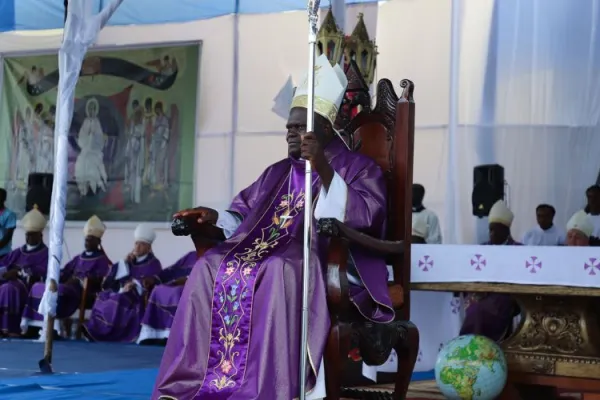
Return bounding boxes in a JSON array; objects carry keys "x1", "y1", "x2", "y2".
[{"x1": 0, "y1": 0, "x2": 376, "y2": 32}]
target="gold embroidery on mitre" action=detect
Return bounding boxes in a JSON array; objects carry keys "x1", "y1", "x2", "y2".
[{"x1": 290, "y1": 95, "x2": 339, "y2": 126}]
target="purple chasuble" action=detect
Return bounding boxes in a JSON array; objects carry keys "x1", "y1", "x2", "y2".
[
  {"x1": 22, "y1": 250, "x2": 111, "y2": 324},
  {"x1": 153, "y1": 139, "x2": 392, "y2": 400},
  {"x1": 460, "y1": 238, "x2": 522, "y2": 341},
  {"x1": 84, "y1": 253, "x2": 162, "y2": 342},
  {"x1": 141, "y1": 251, "x2": 198, "y2": 333},
  {"x1": 0, "y1": 244, "x2": 48, "y2": 334}
]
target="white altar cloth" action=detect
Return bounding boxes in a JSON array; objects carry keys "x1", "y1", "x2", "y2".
[{"x1": 411, "y1": 244, "x2": 600, "y2": 287}]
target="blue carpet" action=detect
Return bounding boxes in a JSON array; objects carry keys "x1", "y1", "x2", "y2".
[{"x1": 0, "y1": 339, "x2": 433, "y2": 399}]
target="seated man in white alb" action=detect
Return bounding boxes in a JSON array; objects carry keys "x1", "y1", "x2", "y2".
[
  {"x1": 411, "y1": 212, "x2": 429, "y2": 244},
  {"x1": 522, "y1": 204, "x2": 565, "y2": 246},
  {"x1": 412, "y1": 184, "x2": 442, "y2": 244}
]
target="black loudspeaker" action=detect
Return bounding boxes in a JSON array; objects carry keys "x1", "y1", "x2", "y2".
[
  {"x1": 472, "y1": 164, "x2": 504, "y2": 217},
  {"x1": 26, "y1": 173, "x2": 53, "y2": 215}
]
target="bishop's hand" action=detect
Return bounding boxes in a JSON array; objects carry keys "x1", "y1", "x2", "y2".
[
  {"x1": 2, "y1": 269, "x2": 19, "y2": 281},
  {"x1": 174, "y1": 207, "x2": 218, "y2": 225},
  {"x1": 301, "y1": 131, "x2": 327, "y2": 171},
  {"x1": 301, "y1": 131, "x2": 334, "y2": 188}
]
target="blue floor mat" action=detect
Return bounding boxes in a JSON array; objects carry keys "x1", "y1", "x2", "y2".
[{"x1": 0, "y1": 339, "x2": 433, "y2": 399}]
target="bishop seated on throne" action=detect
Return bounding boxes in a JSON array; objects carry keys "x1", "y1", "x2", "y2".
[{"x1": 153, "y1": 52, "x2": 401, "y2": 400}]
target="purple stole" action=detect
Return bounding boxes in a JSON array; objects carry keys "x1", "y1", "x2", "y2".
[{"x1": 199, "y1": 160, "x2": 317, "y2": 395}]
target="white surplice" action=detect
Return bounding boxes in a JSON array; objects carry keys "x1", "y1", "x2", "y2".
[{"x1": 521, "y1": 225, "x2": 566, "y2": 246}]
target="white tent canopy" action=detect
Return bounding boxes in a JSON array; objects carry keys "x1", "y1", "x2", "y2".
[{"x1": 0, "y1": 0, "x2": 597, "y2": 260}]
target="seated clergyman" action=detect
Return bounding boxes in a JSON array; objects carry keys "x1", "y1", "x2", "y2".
[
  {"x1": 460, "y1": 200, "x2": 521, "y2": 342},
  {"x1": 83, "y1": 224, "x2": 162, "y2": 342},
  {"x1": 153, "y1": 54, "x2": 393, "y2": 400},
  {"x1": 0, "y1": 207, "x2": 48, "y2": 337},
  {"x1": 521, "y1": 204, "x2": 565, "y2": 246},
  {"x1": 21, "y1": 215, "x2": 112, "y2": 338},
  {"x1": 565, "y1": 210, "x2": 593, "y2": 247},
  {"x1": 137, "y1": 250, "x2": 198, "y2": 345}
]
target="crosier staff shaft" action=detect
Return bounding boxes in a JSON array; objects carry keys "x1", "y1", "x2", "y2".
[{"x1": 299, "y1": 0, "x2": 320, "y2": 398}]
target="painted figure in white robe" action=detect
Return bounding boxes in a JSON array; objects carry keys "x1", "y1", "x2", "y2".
[
  {"x1": 18, "y1": 66, "x2": 43, "y2": 87},
  {"x1": 36, "y1": 120, "x2": 54, "y2": 174},
  {"x1": 522, "y1": 204, "x2": 565, "y2": 246},
  {"x1": 142, "y1": 98, "x2": 154, "y2": 185},
  {"x1": 147, "y1": 102, "x2": 170, "y2": 189},
  {"x1": 13, "y1": 112, "x2": 33, "y2": 186},
  {"x1": 125, "y1": 100, "x2": 145, "y2": 203},
  {"x1": 75, "y1": 98, "x2": 108, "y2": 196},
  {"x1": 160, "y1": 56, "x2": 176, "y2": 75}
]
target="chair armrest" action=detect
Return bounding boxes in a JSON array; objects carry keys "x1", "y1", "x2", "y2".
[
  {"x1": 317, "y1": 218, "x2": 403, "y2": 256},
  {"x1": 172, "y1": 216, "x2": 225, "y2": 255}
]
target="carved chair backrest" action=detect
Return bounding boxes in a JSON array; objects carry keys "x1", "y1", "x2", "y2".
[{"x1": 342, "y1": 78, "x2": 415, "y2": 319}]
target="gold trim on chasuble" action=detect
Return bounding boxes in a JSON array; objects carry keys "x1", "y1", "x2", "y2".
[{"x1": 197, "y1": 177, "x2": 318, "y2": 396}]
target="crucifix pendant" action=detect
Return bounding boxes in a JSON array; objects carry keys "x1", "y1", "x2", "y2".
[{"x1": 279, "y1": 215, "x2": 292, "y2": 228}]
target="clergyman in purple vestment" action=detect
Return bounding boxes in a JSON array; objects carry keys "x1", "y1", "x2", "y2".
[
  {"x1": 137, "y1": 251, "x2": 198, "y2": 344},
  {"x1": 0, "y1": 208, "x2": 48, "y2": 337},
  {"x1": 460, "y1": 200, "x2": 522, "y2": 341},
  {"x1": 83, "y1": 224, "x2": 162, "y2": 342},
  {"x1": 21, "y1": 215, "x2": 111, "y2": 338},
  {"x1": 153, "y1": 54, "x2": 394, "y2": 400}
]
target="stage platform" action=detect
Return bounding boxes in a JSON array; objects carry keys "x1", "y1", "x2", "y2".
[{"x1": 0, "y1": 338, "x2": 437, "y2": 399}]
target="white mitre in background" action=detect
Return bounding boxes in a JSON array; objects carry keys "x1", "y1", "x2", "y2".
[
  {"x1": 83, "y1": 215, "x2": 106, "y2": 239},
  {"x1": 22, "y1": 206, "x2": 47, "y2": 233},
  {"x1": 566, "y1": 210, "x2": 594, "y2": 237},
  {"x1": 488, "y1": 200, "x2": 514, "y2": 227},
  {"x1": 290, "y1": 53, "x2": 348, "y2": 126},
  {"x1": 134, "y1": 223, "x2": 156, "y2": 245}
]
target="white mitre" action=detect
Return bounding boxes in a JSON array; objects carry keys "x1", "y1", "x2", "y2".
[
  {"x1": 488, "y1": 200, "x2": 514, "y2": 227},
  {"x1": 134, "y1": 223, "x2": 156, "y2": 244},
  {"x1": 566, "y1": 210, "x2": 593, "y2": 237},
  {"x1": 412, "y1": 213, "x2": 429, "y2": 239},
  {"x1": 22, "y1": 206, "x2": 47, "y2": 233},
  {"x1": 290, "y1": 53, "x2": 349, "y2": 126},
  {"x1": 84, "y1": 215, "x2": 106, "y2": 239}
]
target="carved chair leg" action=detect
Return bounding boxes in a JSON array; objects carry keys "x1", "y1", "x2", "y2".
[
  {"x1": 393, "y1": 321, "x2": 419, "y2": 400},
  {"x1": 324, "y1": 322, "x2": 351, "y2": 400}
]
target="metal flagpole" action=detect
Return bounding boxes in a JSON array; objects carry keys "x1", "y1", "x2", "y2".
[{"x1": 299, "y1": 0, "x2": 320, "y2": 397}]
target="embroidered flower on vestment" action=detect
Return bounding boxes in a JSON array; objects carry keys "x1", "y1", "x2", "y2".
[{"x1": 221, "y1": 360, "x2": 233, "y2": 374}]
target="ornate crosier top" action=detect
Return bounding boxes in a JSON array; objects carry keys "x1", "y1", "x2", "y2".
[{"x1": 308, "y1": 0, "x2": 321, "y2": 41}]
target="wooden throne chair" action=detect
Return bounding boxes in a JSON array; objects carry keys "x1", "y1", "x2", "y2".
[
  {"x1": 171, "y1": 70, "x2": 418, "y2": 399},
  {"x1": 320, "y1": 64, "x2": 418, "y2": 399}
]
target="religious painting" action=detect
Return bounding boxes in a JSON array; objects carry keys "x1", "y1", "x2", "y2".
[{"x1": 0, "y1": 44, "x2": 200, "y2": 221}]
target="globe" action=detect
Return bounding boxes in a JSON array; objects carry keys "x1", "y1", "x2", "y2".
[{"x1": 434, "y1": 334, "x2": 507, "y2": 400}]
